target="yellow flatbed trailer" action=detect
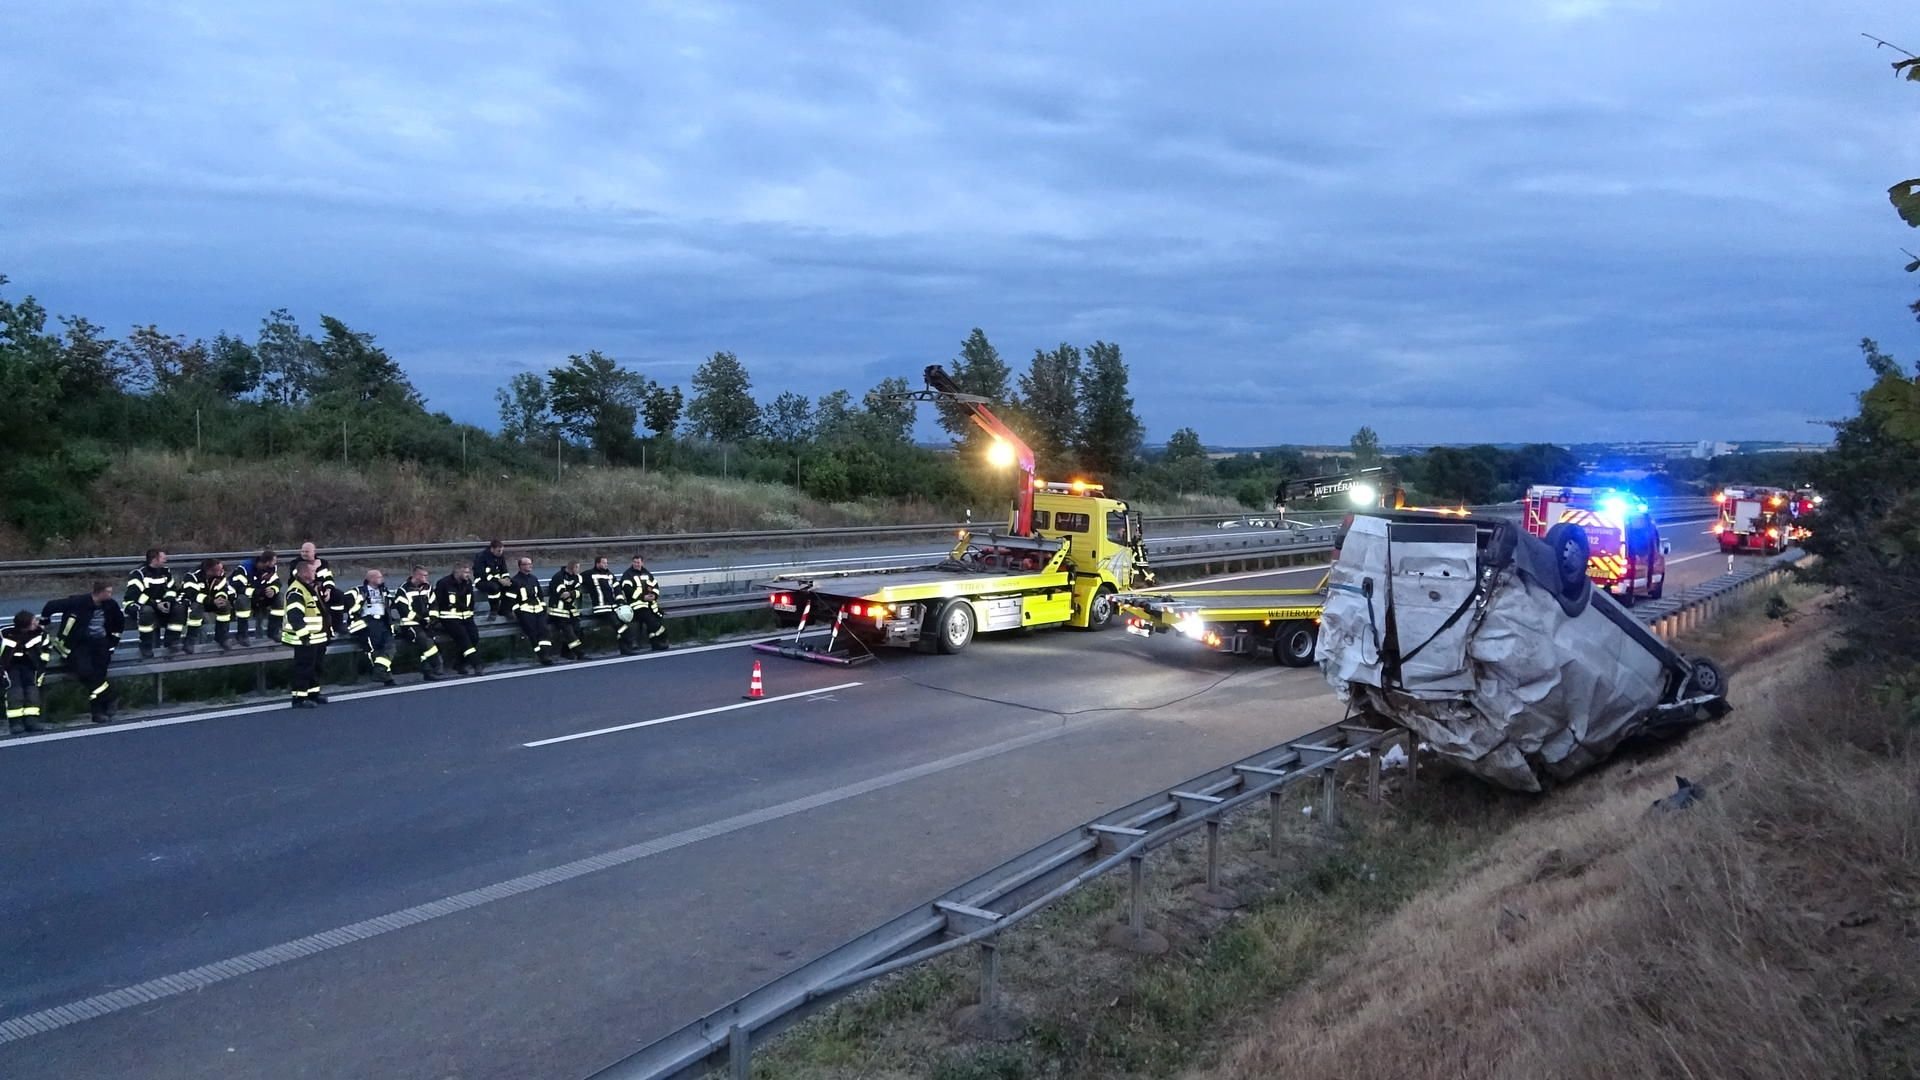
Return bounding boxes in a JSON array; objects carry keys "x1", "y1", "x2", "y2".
[
  {"x1": 1117, "y1": 576, "x2": 1328, "y2": 666},
  {"x1": 759, "y1": 486, "x2": 1154, "y2": 664}
]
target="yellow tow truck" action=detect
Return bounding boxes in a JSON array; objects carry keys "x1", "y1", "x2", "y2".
[
  {"x1": 1116, "y1": 575, "x2": 1328, "y2": 666},
  {"x1": 758, "y1": 366, "x2": 1153, "y2": 664}
]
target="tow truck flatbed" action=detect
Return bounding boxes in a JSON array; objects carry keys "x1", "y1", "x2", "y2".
[{"x1": 1117, "y1": 576, "x2": 1328, "y2": 666}]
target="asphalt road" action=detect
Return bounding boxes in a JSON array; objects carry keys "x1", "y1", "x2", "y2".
[{"x1": 0, "y1": 514, "x2": 1735, "y2": 1079}]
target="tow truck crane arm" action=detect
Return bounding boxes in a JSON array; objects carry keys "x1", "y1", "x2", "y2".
[{"x1": 897, "y1": 364, "x2": 1040, "y2": 535}]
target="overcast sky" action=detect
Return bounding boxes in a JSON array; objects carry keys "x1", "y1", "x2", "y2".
[{"x1": 4, "y1": 1, "x2": 1915, "y2": 445}]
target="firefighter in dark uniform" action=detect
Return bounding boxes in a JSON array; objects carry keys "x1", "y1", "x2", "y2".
[
  {"x1": 3, "y1": 611, "x2": 50, "y2": 734},
  {"x1": 547, "y1": 559, "x2": 588, "y2": 660},
  {"x1": 474, "y1": 539, "x2": 510, "y2": 619},
  {"x1": 125, "y1": 548, "x2": 180, "y2": 659},
  {"x1": 432, "y1": 564, "x2": 483, "y2": 675},
  {"x1": 282, "y1": 560, "x2": 330, "y2": 708},
  {"x1": 587, "y1": 555, "x2": 618, "y2": 629},
  {"x1": 178, "y1": 558, "x2": 239, "y2": 653},
  {"x1": 229, "y1": 548, "x2": 279, "y2": 646},
  {"x1": 507, "y1": 557, "x2": 557, "y2": 665},
  {"x1": 394, "y1": 566, "x2": 444, "y2": 680},
  {"x1": 616, "y1": 553, "x2": 669, "y2": 654},
  {"x1": 46, "y1": 581, "x2": 123, "y2": 723},
  {"x1": 348, "y1": 569, "x2": 399, "y2": 686}
]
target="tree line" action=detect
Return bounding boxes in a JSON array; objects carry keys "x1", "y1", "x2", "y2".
[
  {"x1": 486, "y1": 328, "x2": 1150, "y2": 506},
  {"x1": 0, "y1": 274, "x2": 1162, "y2": 545}
]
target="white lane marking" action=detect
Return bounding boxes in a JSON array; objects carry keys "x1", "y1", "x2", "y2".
[
  {"x1": 0, "y1": 633, "x2": 823, "y2": 751},
  {"x1": 1667, "y1": 550, "x2": 1723, "y2": 566},
  {"x1": 524, "y1": 682, "x2": 864, "y2": 748},
  {"x1": 0, "y1": 707, "x2": 1118, "y2": 1046}
]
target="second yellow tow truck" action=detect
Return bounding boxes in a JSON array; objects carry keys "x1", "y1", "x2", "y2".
[{"x1": 1116, "y1": 575, "x2": 1327, "y2": 666}]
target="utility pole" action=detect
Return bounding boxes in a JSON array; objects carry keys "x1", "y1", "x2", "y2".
[
  {"x1": 556, "y1": 435, "x2": 562, "y2": 484},
  {"x1": 342, "y1": 419, "x2": 349, "y2": 466},
  {"x1": 461, "y1": 429, "x2": 467, "y2": 472},
  {"x1": 195, "y1": 409, "x2": 202, "y2": 454}
]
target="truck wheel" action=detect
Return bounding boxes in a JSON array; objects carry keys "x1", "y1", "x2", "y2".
[
  {"x1": 1274, "y1": 621, "x2": 1318, "y2": 667},
  {"x1": 1084, "y1": 585, "x2": 1117, "y2": 630},
  {"x1": 1543, "y1": 523, "x2": 1591, "y2": 596},
  {"x1": 935, "y1": 601, "x2": 976, "y2": 654},
  {"x1": 1649, "y1": 581, "x2": 1664, "y2": 601}
]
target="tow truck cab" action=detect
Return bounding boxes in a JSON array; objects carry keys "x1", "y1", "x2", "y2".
[{"x1": 1524, "y1": 485, "x2": 1668, "y2": 604}]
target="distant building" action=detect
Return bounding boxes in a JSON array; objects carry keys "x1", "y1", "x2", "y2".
[{"x1": 1691, "y1": 440, "x2": 1736, "y2": 459}]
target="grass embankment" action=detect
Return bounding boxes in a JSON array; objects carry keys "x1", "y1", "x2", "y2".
[
  {"x1": 0, "y1": 451, "x2": 958, "y2": 558},
  {"x1": 736, "y1": 582, "x2": 1919, "y2": 1079},
  {"x1": 0, "y1": 450, "x2": 1255, "y2": 560}
]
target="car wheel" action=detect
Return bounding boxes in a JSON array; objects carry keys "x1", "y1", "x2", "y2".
[
  {"x1": 1543, "y1": 523, "x2": 1592, "y2": 596},
  {"x1": 1274, "y1": 621, "x2": 1318, "y2": 667},
  {"x1": 935, "y1": 601, "x2": 976, "y2": 655}
]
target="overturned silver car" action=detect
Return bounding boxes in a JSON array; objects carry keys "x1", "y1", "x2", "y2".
[{"x1": 1316, "y1": 513, "x2": 1728, "y2": 792}]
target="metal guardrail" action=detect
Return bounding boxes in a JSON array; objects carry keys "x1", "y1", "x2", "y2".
[
  {"x1": 1640, "y1": 547, "x2": 1809, "y2": 638},
  {"x1": 33, "y1": 539, "x2": 1348, "y2": 703},
  {"x1": 0, "y1": 499, "x2": 1717, "y2": 579},
  {"x1": 40, "y1": 594, "x2": 769, "y2": 702},
  {"x1": 590, "y1": 717, "x2": 1404, "y2": 1080}
]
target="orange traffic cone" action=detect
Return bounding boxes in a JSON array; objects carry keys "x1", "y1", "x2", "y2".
[{"x1": 744, "y1": 660, "x2": 764, "y2": 700}]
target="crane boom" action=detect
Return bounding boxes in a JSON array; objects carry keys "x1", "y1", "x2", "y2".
[{"x1": 902, "y1": 364, "x2": 1040, "y2": 534}]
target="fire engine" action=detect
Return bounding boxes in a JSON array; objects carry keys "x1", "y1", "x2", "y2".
[
  {"x1": 1523, "y1": 485, "x2": 1670, "y2": 604},
  {"x1": 1713, "y1": 486, "x2": 1809, "y2": 555}
]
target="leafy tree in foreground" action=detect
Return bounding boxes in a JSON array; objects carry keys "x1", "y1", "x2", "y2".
[
  {"x1": 495, "y1": 372, "x2": 554, "y2": 444},
  {"x1": 548, "y1": 350, "x2": 649, "y2": 461},
  {"x1": 1019, "y1": 343, "x2": 1082, "y2": 473},
  {"x1": 1076, "y1": 340, "x2": 1142, "y2": 479},
  {"x1": 685, "y1": 350, "x2": 759, "y2": 443}
]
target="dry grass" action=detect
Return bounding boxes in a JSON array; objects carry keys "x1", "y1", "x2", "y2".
[
  {"x1": 737, "y1": 590, "x2": 1917, "y2": 1080},
  {"x1": 30, "y1": 451, "x2": 957, "y2": 555},
  {"x1": 1199, "y1": 622, "x2": 1920, "y2": 1080}
]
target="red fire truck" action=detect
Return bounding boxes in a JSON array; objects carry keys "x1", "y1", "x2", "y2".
[
  {"x1": 1524, "y1": 485, "x2": 1669, "y2": 604},
  {"x1": 1713, "y1": 486, "x2": 1809, "y2": 555}
]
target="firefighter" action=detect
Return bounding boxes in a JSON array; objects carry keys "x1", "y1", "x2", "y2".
[
  {"x1": 349, "y1": 569, "x2": 399, "y2": 686},
  {"x1": 46, "y1": 581, "x2": 123, "y2": 723},
  {"x1": 432, "y1": 564, "x2": 484, "y2": 676},
  {"x1": 616, "y1": 553, "x2": 668, "y2": 654},
  {"x1": 178, "y1": 558, "x2": 239, "y2": 653},
  {"x1": 587, "y1": 555, "x2": 619, "y2": 635},
  {"x1": 394, "y1": 565, "x2": 444, "y2": 681},
  {"x1": 507, "y1": 556, "x2": 557, "y2": 665},
  {"x1": 230, "y1": 548, "x2": 280, "y2": 645},
  {"x1": 3, "y1": 611, "x2": 49, "y2": 734},
  {"x1": 548, "y1": 559, "x2": 588, "y2": 660},
  {"x1": 282, "y1": 560, "x2": 329, "y2": 708},
  {"x1": 474, "y1": 539, "x2": 510, "y2": 619},
  {"x1": 125, "y1": 548, "x2": 180, "y2": 659},
  {"x1": 299, "y1": 541, "x2": 338, "y2": 631}
]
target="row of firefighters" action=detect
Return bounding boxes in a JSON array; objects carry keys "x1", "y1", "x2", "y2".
[{"x1": 2, "y1": 540, "x2": 671, "y2": 732}]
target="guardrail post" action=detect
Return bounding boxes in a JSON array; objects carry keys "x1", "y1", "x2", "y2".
[
  {"x1": 1103, "y1": 853, "x2": 1169, "y2": 954},
  {"x1": 1367, "y1": 748, "x2": 1383, "y2": 803},
  {"x1": 154, "y1": 672, "x2": 164, "y2": 706},
  {"x1": 1204, "y1": 819, "x2": 1221, "y2": 892},
  {"x1": 1320, "y1": 769, "x2": 1339, "y2": 832},
  {"x1": 1403, "y1": 729, "x2": 1419, "y2": 785},
  {"x1": 1268, "y1": 789, "x2": 1284, "y2": 859},
  {"x1": 728, "y1": 1023, "x2": 750, "y2": 1080}
]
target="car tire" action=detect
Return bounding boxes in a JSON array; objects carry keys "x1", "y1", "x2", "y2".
[
  {"x1": 1274, "y1": 621, "x2": 1318, "y2": 667},
  {"x1": 935, "y1": 600, "x2": 976, "y2": 655},
  {"x1": 1543, "y1": 522, "x2": 1590, "y2": 595}
]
